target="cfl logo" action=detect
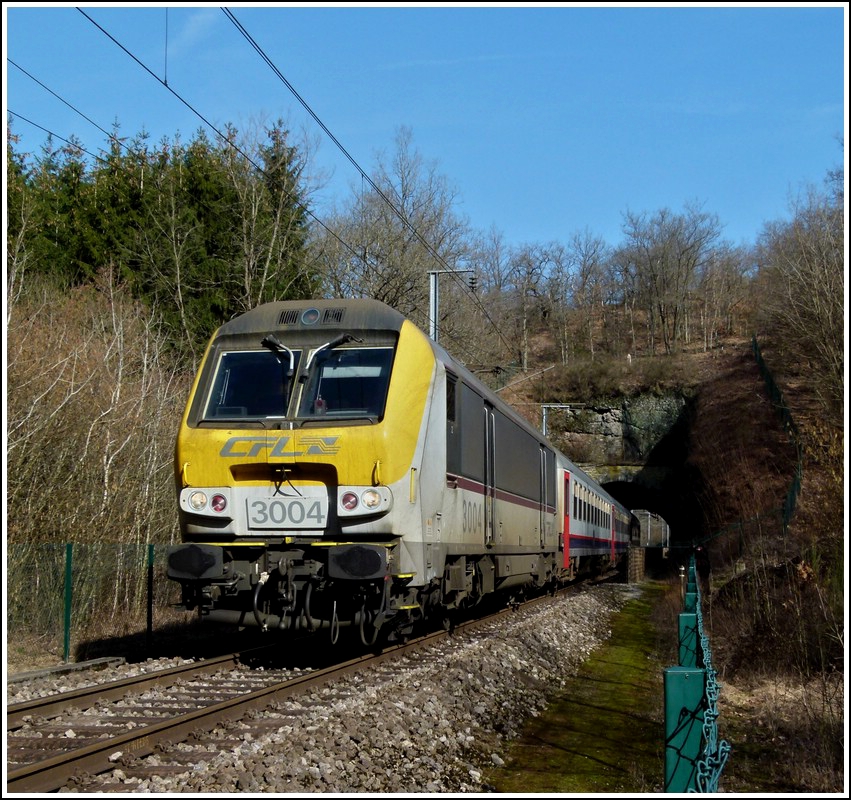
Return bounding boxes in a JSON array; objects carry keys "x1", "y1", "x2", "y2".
[{"x1": 220, "y1": 436, "x2": 341, "y2": 458}]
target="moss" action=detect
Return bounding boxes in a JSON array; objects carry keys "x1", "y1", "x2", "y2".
[{"x1": 485, "y1": 582, "x2": 672, "y2": 793}]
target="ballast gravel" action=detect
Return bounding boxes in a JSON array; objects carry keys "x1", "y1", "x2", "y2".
[{"x1": 11, "y1": 584, "x2": 639, "y2": 793}]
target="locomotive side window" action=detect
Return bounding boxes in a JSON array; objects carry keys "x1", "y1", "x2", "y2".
[
  {"x1": 494, "y1": 411, "x2": 540, "y2": 501},
  {"x1": 459, "y1": 383, "x2": 485, "y2": 482},
  {"x1": 297, "y1": 346, "x2": 394, "y2": 419},
  {"x1": 446, "y1": 373, "x2": 461, "y2": 475},
  {"x1": 542, "y1": 446, "x2": 556, "y2": 510},
  {"x1": 204, "y1": 350, "x2": 302, "y2": 419}
]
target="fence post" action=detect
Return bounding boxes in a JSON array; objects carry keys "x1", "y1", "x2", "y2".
[
  {"x1": 664, "y1": 666, "x2": 706, "y2": 792},
  {"x1": 146, "y1": 543, "x2": 155, "y2": 655},
  {"x1": 678, "y1": 612, "x2": 699, "y2": 667},
  {"x1": 63, "y1": 543, "x2": 73, "y2": 663}
]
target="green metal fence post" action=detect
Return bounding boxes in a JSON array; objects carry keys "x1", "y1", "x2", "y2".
[
  {"x1": 678, "y1": 612, "x2": 698, "y2": 667},
  {"x1": 664, "y1": 666, "x2": 706, "y2": 792},
  {"x1": 687, "y1": 566, "x2": 697, "y2": 594},
  {"x1": 63, "y1": 543, "x2": 73, "y2": 663},
  {"x1": 146, "y1": 543, "x2": 155, "y2": 656}
]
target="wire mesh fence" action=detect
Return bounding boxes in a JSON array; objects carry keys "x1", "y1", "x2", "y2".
[
  {"x1": 6, "y1": 541, "x2": 182, "y2": 664},
  {"x1": 751, "y1": 336, "x2": 803, "y2": 529}
]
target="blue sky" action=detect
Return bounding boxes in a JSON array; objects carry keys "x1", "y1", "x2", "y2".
[{"x1": 4, "y1": 3, "x2": 847, "y2": 251}]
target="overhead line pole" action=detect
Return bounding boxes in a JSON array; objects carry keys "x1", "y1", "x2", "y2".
[{"x1": 428, "y1": 269, "x2": 473, "y2": 342}]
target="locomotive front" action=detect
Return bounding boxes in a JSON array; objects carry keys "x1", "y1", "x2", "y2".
[{"x1": 166, "y1": 300, "x2": 436, "y2": 643}]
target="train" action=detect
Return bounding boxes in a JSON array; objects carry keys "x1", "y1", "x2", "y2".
[{"x1": 166, "y1": 298, "x2": 640, "y2": 645}]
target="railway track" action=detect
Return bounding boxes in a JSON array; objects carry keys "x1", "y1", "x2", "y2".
[
  {"x1": 8, "y1": 638, "x2": 422, "y2": 792},
  {"x1": 7, "y1": 576, "x2": 627, "y2": 794},
  {"x1": 8, "y1": 592, "x2": 552, "y2": 793}
]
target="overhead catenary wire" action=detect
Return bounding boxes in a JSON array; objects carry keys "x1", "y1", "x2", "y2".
[
  {"x1": 15, "y1": 7, "x2": 516, "y2": 362},
  {"x1": 27, "y1": 7, "x2": 510, "y2": 354},
  {"x1": 6, "y1": 107, "x2": 103, "y2": 164},
  {"x1": 220, "y1": 6, "x2": 513, "y2": 353},
  {"x1": 8, "y1": 59, "x2": 124, "y2": 156},
  {"x1": 8, "y1": 66, "x2": 359, "y2": 280},
  {"x1": 21, "y1": 8, "x2": 391, "y2": 311}
]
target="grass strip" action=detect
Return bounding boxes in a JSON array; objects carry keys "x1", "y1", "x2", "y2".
[{"x1": 486, "y1": 582, "x2": 671, "y2": 793}]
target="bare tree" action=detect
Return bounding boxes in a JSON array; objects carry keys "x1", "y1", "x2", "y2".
[
  {"x1": 609, "y1": 245, "x2": 641, "y2": 357},
  {"x1": 695, "y1": 244, "x2": 752, "y2": 350},
  {"x1": 221, "y1": 119, "x2": 318, "y2": 311},
  {"x1": 569, "y1": 231, "x2": 610, "y2": 360},
  {"x1": 313, "y1": 127, "x2": 469, "y2": 332},
  {"x1": 136, "y1": 139, "x2": 204, "y2": 361},
  {"x1": 756, "y1": 170, "x2": 844, "y2": 416},
  {"x1": 6, "y1": 275, "x2": 186, "y2": 546},
  {"x1": 622, "y1": 203, "x2": 722, "y2": 354},
  {"x1": 541, "y1": 242, "x2": 576, "y2": 366},
  {"x1": 414, "y1": 226, "x2": 537, "y2": 379},
  {"x1": 506, "y1": 243, "x2": 548, "y2": 371}
]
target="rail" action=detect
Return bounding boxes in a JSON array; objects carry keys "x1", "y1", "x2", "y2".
[{"x1": 663, "y1": 555, "x2": 730, "y2": 792}]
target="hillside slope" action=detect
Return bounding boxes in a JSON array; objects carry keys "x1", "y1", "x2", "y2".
[
  {"x1": 696, "y1": 340, "x2": 844, "y2": 793},
  {"x1": 499, "y1": 337, "x2": 844, "y2": 793}
]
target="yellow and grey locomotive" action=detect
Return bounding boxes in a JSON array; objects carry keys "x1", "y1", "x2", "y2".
[{"x1": 166, "y1": 298, "x2": 636, "y2": 643}]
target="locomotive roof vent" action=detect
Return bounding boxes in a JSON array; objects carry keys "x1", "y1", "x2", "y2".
[
  {"x1": 276, "y1": 307, "x2": 346, "y2": 326},
  {"x1": 322, "y1": 307, "x2": 345, "y2": 324},
  {"x1": 278, "y1": 309, "x2": 300, "y2": 326}
]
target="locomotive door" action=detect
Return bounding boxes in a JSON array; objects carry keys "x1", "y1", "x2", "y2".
[
  {"x1": 483, "y1": 403, "x2": 495, "y2": 546},
  {"x1": 539, "y1": 447, "x2": 548, "y2": 548},
  {"x1": 611, "y1": 502, "x2": 616, "y2": 562},
  {"x1": 563, "y1": 471, "x2": 571, "y2": 569}
]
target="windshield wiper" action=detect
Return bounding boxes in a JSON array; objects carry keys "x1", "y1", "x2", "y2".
[
  {"x1": 261, "y1": 334, "x2": 295, "y2": 414},
  {"x1": 298, "y1": 333, "x2": 363, "y2": 383}
]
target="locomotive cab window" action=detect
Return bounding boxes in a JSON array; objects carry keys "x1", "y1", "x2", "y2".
[
  {"x1": 203, "y1": 349, "x2": 303, "y2": 420},
  {"x1": 297, "y1": 346, "x2": 394, "y2": 420}
]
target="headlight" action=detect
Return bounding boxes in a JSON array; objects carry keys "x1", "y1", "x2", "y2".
[
  {"x1": 211, "y1": 494, "x2": 227, "y2": 513},
  {"x1": 338, "y1": 486, "x2": 392, "y2": 515},
  {"x1": 361, "y1": 489, "x2": 382, "y2": 509},
  {"x1": 189, "y1": 491, "x2": 208, "y2": 510}
]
